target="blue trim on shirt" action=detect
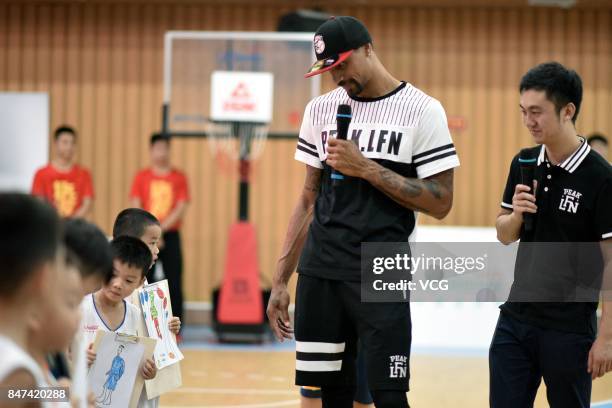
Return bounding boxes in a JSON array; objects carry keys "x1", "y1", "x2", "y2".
[{"x1": 91, "y1": 293, "x2": 127, "y2": 332}]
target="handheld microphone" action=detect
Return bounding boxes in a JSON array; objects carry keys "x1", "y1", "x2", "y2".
[
  {"x1": 331, "y1": 104, "x2": 352, "y2": 186},
  {"x1": 518, "y1": 149, "x2": 537, "y2": 233}
]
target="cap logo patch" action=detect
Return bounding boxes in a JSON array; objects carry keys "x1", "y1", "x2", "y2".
[{"x1": 314, "y1": 35, "x2": 325, "y2": 54}]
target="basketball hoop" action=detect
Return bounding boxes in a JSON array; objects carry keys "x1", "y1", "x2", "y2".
[{"x1": 207, "y1": 70, "x2": 272, "y2": 167}]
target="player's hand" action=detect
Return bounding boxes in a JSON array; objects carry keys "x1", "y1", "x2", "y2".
[
  {"x1": 142, "y1": 358, "x2": 157, "y2": 380},
  {"x1": 326, "y1": 138, "x2": 368, "y2": 178},
  {"x1": 86, "y1": 343, "x2": 96, "y2": 368},
  {"x1": 511, "y1": 182, "x2": 538, "y2": 221},
  {"x1": 267, "y1": 284, "x2": 293, "y2": 342},
  {"x1": 168, "y1": 316, "x2": 181, "y2": 335},
  {"x1": 588, "y1": 335, "x2": 612, "y2": 380}
]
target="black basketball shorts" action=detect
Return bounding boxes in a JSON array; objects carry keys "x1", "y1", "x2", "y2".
[{"x1": 294, "y1": 273, "x2": 412, "y2": 391}]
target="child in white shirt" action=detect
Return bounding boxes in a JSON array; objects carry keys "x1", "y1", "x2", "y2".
[{"x1": 81, "y1": 236, "x2": 179, "y2": 408}]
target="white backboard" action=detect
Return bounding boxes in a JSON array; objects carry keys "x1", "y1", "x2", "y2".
[{"x1": 163, "y1": 31, "x2": 319, "y2": 135}]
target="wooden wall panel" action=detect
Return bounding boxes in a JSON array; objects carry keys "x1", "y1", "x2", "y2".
[
  {"x1": 6, "y1": 5, "x2": 21, "y2": 91},
  {"x1": 22, "y1": 5, "x2": 36, "y2": 91},
  {"x1": 1, "y1": 2, "x2": 611, "y2": 303}
]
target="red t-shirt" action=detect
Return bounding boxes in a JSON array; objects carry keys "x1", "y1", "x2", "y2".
[
  {"x1": 129, "y1": 168, "x2": 190, "y2": 231},
  {"x1": 31, "y1": 164, "x2": 94, "y2": 217}
]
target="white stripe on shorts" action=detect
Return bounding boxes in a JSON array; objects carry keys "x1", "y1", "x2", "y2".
[
  {"x1": 296, "y1": 359, "x2": 343, "y2": 372},
  {"x1": 296, "y1": 341, "x2": 345, "y2": 354}
]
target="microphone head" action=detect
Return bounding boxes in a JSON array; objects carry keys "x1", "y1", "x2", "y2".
[
  {"x1": 336, "y1": 104, "x2": 352, "y2": 140},
  {"x1": 518, "y1": 148, "x2": 537, "y2": 192},
  {"x1": 337, "y1": 104, "x2": 352, "y2": 118},
  {"x1": 518, "y1": 148, "x2": 537, "y2": 169}
]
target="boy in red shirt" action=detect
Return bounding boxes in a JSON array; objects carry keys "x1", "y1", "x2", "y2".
[
  {"x1": 130, "y1": 133, "x2": 189, "y2": 323},
  {"x1": 31, "y1": 125, "x2": 94, "y2": 218}
]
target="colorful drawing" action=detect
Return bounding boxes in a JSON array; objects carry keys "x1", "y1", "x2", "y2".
[
  {"x1": 139, "y1": 280, "x2": 184, "y2": 369},
  {"x1": 149, "y1": 292, "x2": 162, "y2": 339}
]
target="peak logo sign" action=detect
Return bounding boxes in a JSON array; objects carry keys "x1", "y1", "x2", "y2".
[
  {"x1": 210, "y1": 71, "x2": 274, "y2": 123},
  {"x1": 224, "y1": 82, "x2": 255, "y2": 112}
]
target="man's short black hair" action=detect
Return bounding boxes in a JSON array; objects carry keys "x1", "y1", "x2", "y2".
[
  {"x1": 110, "y1": 236, "x2": 152, "y2": 279},
  {"x1": 112, "y1": 208, "x2": 160, "y2": 239},
  {"x1": 54, "y1": 125, "x2": 77, "y2": 141},
  {"x1": 587, "y1": 133, "x2": 608, "y2": 146},
  {"x1": 519, "y1": 62, "x2": 583, "y2": 124},
  {"x1": 63, "y1": 218, "x2": 113, "y2": 284},
  {"x1": 150, "y1": 133, "x2": 170, "y2": 146},
  {"x1": 0, "y1": 193, "x2": 61, "y2": 296}
]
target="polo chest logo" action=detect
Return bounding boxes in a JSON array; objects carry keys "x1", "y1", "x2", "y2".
[{"x1": 558, "y1": 188, "x2": 582, "y2": 214}]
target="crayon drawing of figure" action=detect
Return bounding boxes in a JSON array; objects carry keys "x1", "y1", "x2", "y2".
[
  {"x1": 149, "y1": 290, "x2": 162, "y2": 339},
  {"x1": 96, "y1": 344, "x2": 125, "y2": 405}
]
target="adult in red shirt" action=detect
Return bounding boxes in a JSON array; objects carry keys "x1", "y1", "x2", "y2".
[
  {"x1": 31, "y1": 125, "x2": 94, "y2": 218},
  {"x1": 130, "y1": 133, "x2": 189, "y2": 322}
]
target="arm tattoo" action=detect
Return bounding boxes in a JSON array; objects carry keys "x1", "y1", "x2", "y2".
[
  {"x1": 424, "y1": 170, "x2": 453, "y2": 200},
  {"x1": 368, "y1": 164, "x2": 454, "y2": 216},
  {"x1": 380, "y1": 168, "x2": 422, "y2": 198},
  {"x1": 425, "y1": 180, "x2": 442, "y2": 199},
  {"x1": 304, "y1": 169, "x2": 322, "y2": 193},
  {"x1": 402, "y1": 179, "x2": 423, "y2": 198}
]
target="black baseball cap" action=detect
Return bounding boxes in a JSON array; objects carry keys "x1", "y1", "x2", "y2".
[{"x1": 305, "y1": 16, "x2": 372, "y2": 78}]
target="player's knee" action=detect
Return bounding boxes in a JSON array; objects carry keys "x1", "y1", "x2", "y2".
[
  {"x1": 370, "y1": 390, "x2": 409, "y2": 408},
  {"x1": 320, "y1": 385, "x2": 355, "y2": 408}
]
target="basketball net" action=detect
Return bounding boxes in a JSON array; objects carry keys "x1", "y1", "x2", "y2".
[{"x1": 207, "y1": 121, "x2": 268, "y2": 175}]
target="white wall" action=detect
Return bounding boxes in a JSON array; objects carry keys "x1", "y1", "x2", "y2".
[{"x1": 0, "y1": 93, "x2": 49, "y2": 192}]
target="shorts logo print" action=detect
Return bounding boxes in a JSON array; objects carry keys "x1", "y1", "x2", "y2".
[{"x1": 389, "y1": 355, "x2": 407, "y2": 378}]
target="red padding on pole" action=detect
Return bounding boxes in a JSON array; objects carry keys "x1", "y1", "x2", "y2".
[{"x1": 217, "y1": 222, "x2": 263, "y2": 324}]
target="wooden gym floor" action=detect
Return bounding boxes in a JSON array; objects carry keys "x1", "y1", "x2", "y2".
[{"x1": 160, "y1": 345, "x2": 612, "y2": 407}]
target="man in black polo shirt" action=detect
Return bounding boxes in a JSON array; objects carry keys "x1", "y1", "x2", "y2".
[{"x1": 491, "y1": 62, "x2": 612, "y2": 408}]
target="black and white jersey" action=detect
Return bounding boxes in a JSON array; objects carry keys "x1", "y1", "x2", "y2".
[{"x1": 295, "y1": 82, "x2": 460, "y2": 281}]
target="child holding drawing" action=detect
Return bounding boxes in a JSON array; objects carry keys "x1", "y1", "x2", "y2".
[
  {"x1": 111, "y1": 208, "x2": 181, "y2": 334},
  {"x1": 81, "y1": 236, "x2": 167, "y2": 407},
  {"x1": 111, "y1": 208, "x2": 183, "y2": 406}
]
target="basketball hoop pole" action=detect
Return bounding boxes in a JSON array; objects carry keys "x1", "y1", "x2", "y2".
[
  {"x1": 239, "y1": 157, "x2": 250, "y2": 221},
  {"x1": 237, "y1": 123, "x2": 252, "y2": 221},
  {"x1": 161, "y1": 103, "x2": 170, "y2": 135}
]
